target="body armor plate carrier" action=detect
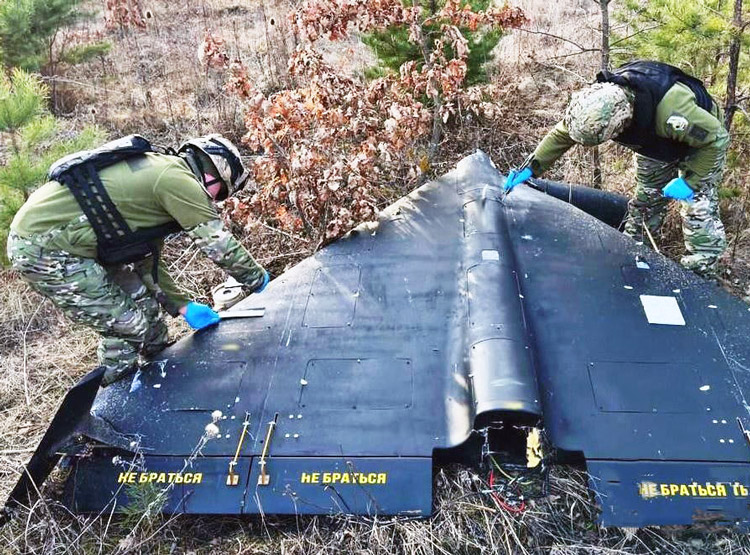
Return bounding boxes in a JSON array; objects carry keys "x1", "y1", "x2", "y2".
[
  {"x1": 48, "y1": 135, "x2": 182, "y2": 279},
  {"x1": 596, "y1": 60, "x2": 714, "y2": 162}
]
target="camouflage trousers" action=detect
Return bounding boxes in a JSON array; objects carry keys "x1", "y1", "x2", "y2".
[
  {"x1": 623, "y1": 152, "x2": 727, "y2": 276},
  {"x1": 7, "y1": 231, "x2": 169, "y2": 386}
]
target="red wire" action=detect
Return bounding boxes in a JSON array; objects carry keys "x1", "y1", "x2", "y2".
[{"x1": 488, "y1": 469, "x2": 527, "y2": 514}]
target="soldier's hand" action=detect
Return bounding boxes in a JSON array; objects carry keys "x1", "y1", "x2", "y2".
[
  {"x1": 662, "y1": 177, "x2": 695, "y2": 202},
  {"x1": 183, "y1": 302, "x2": 221, "y2": 329},
  {"x1": 504, "y1": 168, "x2": 533, "y2": 192}
]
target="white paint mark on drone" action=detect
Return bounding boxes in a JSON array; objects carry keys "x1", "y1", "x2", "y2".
[
  {"x1": 129, "y1": 370, "x2": 143, "y2": 393},
  {"x1": 153, "y1": 359, "x2": 168, "y2": 378}
]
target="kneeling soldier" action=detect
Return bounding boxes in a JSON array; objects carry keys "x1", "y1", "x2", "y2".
[{"x1": 8, "y1": 135, "x2": 268, "y2": 386}]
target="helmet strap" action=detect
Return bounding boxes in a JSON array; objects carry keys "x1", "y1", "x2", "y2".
[{"x1": 203, "y1": 174, "x2": 222, "y2": 187}]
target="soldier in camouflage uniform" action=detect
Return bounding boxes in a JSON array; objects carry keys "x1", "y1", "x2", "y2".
[
  {"x1": 505, "y1": 61, "x2": 729, "y2": 276},
  {"x1": 8, "y1": 135, "x2": 268, "y2": 386}
]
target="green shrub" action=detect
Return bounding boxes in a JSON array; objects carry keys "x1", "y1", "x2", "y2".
[
  {"x1": 0, "y1": 68, "x2": 103, "y2": 263},
  {"x1": 363, "y1": 0, "x2": 504, "y2": 86}
]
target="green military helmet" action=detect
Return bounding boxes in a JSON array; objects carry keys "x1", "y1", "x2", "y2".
[
  {"x1": 565, "y1": 83, "x2": 633, "y2": 146},
  {"x1": 177, "y1": 135, "x2": 249, "y2": 201}
]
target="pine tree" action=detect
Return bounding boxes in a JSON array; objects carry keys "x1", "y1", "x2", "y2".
[
  {"x1": 362, "y1": 0, "x2": 504, "y2": 85},
  {"x1": 614, "y1": 0, "x2": 749, "y2": 129},
  {"x1": 0, "y1": 68, "x2": 103, "y2": 263},
  {"x1": 0, "y1": 0, "x2": 102, "y2": 71}
]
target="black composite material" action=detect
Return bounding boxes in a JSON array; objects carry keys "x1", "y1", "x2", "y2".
[{"x1": 7, "y1": 151, "x2": 750, "y2": 527}]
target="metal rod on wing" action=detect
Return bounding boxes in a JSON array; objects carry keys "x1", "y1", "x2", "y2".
[
  {"x1": 227, "y1": 412, "x2": 251, "y2": 486},
  {"x1": 218, "y1": 308, "x2": 265, "y2": 319},
  {"x1": 257, "y1": 413, "x2": 278, "y2": 486}
]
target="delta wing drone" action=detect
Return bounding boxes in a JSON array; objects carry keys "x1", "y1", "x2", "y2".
[{"x1": 7, "y1": 151, "x2": 750, "y2": 528}]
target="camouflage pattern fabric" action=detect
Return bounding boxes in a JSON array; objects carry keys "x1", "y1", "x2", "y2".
[
  {"x1": 565, "y1": 83, "x2": 633, "y2": 146},
  {"x1": 187, "y1": 219, "x2": 266, "y2": 289},
  {"x1": 7, "y1": 230, "x2": 170, "y2": 386},
  {"x1": 623, "y1": 149, "x2": 727, "y2": 276}
]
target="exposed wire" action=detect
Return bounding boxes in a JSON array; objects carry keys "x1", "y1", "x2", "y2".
[{"x1": 488, "y1": 469, "x2": 526, "y2": 514}]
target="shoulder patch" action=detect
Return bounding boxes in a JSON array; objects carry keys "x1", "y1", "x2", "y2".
[
  {"x1": 666, "y1": 114, "x2": 689, "y2": 133},
  {"x1": 688, "y1": 124, "x2": 709, "y2": 142}
]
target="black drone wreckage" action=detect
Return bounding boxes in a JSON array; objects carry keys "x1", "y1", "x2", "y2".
[{"x1": 6, "y1": 151, "x2": 750, "y2": 528}]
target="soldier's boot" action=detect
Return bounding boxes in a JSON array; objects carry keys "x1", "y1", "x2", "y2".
[
  {"x1": 99, "y1": 327, "x2": 170, "y2": 387},
  {"x1": 99, "y1": 346, "x2": 139, "y2": 387}
]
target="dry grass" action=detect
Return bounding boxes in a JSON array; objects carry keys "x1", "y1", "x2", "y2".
[{"x1": 4, "y1": 463, "x2": 750, "y2": 554}]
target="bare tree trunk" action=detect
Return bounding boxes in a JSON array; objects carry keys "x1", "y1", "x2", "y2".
[
  {"x1": 590, "y1": 0, "x2": 610, "y2": 189},
  {"x1": 724, "y1": 0, "x2": 744, "y2": 131},
  {"x1": 411, "y1": 0, "x2": 442, "y2": 161},
  {"x1": 600, "y1": 0, "x2": 610, "y2": 71}
]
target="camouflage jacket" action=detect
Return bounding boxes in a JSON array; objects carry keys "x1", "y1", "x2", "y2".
[
  {"x1": 11, "y1": 152, "x2": 264, "y2": 309},
  {"x1": 526, "y1": 83, "x2": 729, "y2": 189}
]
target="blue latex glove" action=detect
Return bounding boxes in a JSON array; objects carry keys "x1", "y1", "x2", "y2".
[
  {"x1": 183, "y1": 302, "x2": 221, "y2": 330},
  {"x1": 662, "y1": 177, "x2": 694, "y2": 201},
  {"x1": 504, "y1": 167, "x2": 533, "y2": 192},
  {"x1": 254, "y1": 270, "x2": 270, "y2": 293}
]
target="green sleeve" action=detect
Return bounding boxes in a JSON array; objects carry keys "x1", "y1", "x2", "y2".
[
  {"x1": 527, "y1": 120, "x2": 577, "y2": 175},
  {"x1": 187, "y1": 219, "x2": 266, "y2": 290},
  {"x1": 656, "y1": 84, "x2": 729, "y2": 189}
]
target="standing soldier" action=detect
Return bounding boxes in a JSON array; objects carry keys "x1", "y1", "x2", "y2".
[
  {"x1": 7, "y1": 135, "x2": 268, "y2": 386},
  {"x1": 505, "y1": 60, "x2": 729, "y2": 277}
]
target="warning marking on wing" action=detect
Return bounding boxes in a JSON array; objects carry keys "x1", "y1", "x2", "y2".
[
  {"x1": 117, "y1": 472, "x2": 203, "y2": 485},
  {"x1": 300, "y1": 472, "x2": 388, "y2": 485},
  {"x1": 639, "y1": 481, "x2": 749, "y2": 499}
]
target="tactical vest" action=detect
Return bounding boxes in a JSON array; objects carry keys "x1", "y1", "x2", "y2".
[
  {"x1": 48, "y1": 135, "x2": 182, "y2": 279},
  {"x1": 596, "y1": 60, "x2": 714, "y2": 161}
]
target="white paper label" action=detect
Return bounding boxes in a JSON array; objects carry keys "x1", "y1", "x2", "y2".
[{"x1": 639, "y1": 295, "x2": 686, "y2": 326}]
